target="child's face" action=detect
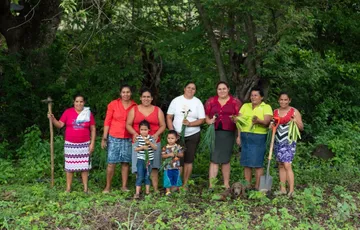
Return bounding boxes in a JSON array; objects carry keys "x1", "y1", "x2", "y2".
[
  {"x1": 139, "y1": 125, "x2": 149, "y2": 137},
  {"x1": 167, "y1": 134, "x2": 177, "y2": 145}
]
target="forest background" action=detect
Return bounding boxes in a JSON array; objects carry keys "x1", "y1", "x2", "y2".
[{"x1": 0, "y1": 0, "x2": 360, "y2": 229}]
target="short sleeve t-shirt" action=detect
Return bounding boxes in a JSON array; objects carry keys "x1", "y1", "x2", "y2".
[
  {"x1": 161, "y1": 144, "x2": 183, "y2": 170},
  {"x1": 167, "y1": 95, "x2": 205, "y2": 137},
  {"x1": 60, "y1": 108, "x2": 95, "y2": 143},
  {"x1": 135, "y1": 135, "x2": 155, "y2": 160},
  {"x1": 239, "y1": 102, "x2": 273, "y2": 134}
]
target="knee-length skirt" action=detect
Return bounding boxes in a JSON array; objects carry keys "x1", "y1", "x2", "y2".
[
  {"x1": 211, "y1": 130, "x2": 235, "y2": 164},
  {"x1": 240, "y1": 132, "x2": 267, "y2": 168},
  {"x1": 64, "y1": 141, "x2": 91, "y2": 172}
]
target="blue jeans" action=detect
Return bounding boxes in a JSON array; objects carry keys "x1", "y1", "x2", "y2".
[{"x1": 136, "y1": 159, "x2": 153, "y2": 186}]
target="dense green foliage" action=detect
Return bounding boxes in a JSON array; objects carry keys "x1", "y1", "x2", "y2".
[{"x1": 1, "y1": 0, "x2": 359, "y2": 147}]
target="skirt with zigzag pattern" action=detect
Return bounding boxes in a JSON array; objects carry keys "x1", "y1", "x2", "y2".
[{"x1": 64, "y1": 141, "x2": 91, "y2": 172}]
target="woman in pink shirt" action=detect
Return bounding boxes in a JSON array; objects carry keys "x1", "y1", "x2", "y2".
[
  {"x1": 49, "y1": 94, "x2": 96, "y2": 193},
  {"x1": 101, "y1": 85, "x2": 137, "y2": 193},
  {"x1": 204, "y1": 81, "x2": 242, "y2": 189}
]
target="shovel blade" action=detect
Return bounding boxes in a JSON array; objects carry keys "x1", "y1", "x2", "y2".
[{"x1": 259, "y1": 175, "x2": 273, "y2": 192}]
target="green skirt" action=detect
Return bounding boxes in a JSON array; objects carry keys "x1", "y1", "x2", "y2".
[{"x1": 211, "y1": 130, "x2": 235, "y2": 164}]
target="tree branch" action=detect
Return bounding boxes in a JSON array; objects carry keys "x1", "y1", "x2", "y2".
[{"x1": 7, "y1": 0, "x2": 39, "y2": 32}]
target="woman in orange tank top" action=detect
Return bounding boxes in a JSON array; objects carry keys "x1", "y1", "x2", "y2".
[{"x1": 126, "y1": 88, "x2": 166, "y2": 193}]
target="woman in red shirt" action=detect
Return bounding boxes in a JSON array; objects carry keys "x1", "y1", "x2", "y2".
[
  {"x1": 126, "y1": 88, "x2": 166, "y2": 192},
  {"x1": 204, "y1": 81, "x2": 242, "y2": 189},
  {"x1": 101, "y1": 85, "x2": 137, "y2": 193}
]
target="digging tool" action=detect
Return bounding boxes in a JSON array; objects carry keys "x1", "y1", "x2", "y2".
[
  {"x1": 259, "y1": 117, "x2": 280, "y2": 192},
  {"x1": 42, "y1": 97, "x2": 54, "y2": 188}
]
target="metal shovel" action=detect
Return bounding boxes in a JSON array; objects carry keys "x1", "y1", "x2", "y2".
[{"x1": 259, "y1": 117, "x2": 280, "y2": 192}]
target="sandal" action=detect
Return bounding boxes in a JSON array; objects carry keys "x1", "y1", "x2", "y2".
[
  {"x1": 274, "y1": 190, "x2": 287, "y2": 196},
  {"x1": 121, "y1": 187, "x2": 130, "y2": 192},
  {"x1": 165, "y1": 191, "x2": 171, "y2": 196},
  {"x1": 287, "y1": 191, "x2": 295, "y2": 197},
  {"x1": 133, "y1": 194, "x2": 140, "y2": 199}
]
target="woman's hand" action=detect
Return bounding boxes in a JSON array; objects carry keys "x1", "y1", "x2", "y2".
[
  {"x1": 268, "y1": 121, "x2": 275, "y2": 129},
  {"x1": 252, "y1": 116, "x2": 261, "y2": 125},
  {"x1": 209, "y1": 116, "x2": 216, "y2": 124},
  {"x1": 132, "y1": 133, "x2": 139, "y2": 143},
  {"x1": 89, "y1": 142, "x2": 95, "y2": 154},
  {"x1": 101, "y1": 139, "x2": 107, "y2": 149},
  {"x1": 152, "y1": 134, "x2": 159, "y2": 142},
  {"x1": 48, "y1": 114, "x2": 65, "y2": 129},
  {"x1": 236, "y1": 136, "x2": 241, "y2": 146},
  {"x1": 183, "y1": 119, "x2": 191, "y2": 126},
  {"x1": 291, "y1": 110, "x2": 304, "y2": 131},
  {"x1": 230, "y1": 115, "x2": 237, "y2": 123},
  {"x1": 47, "y1": 113, "x2": 56, "y2": 123}
]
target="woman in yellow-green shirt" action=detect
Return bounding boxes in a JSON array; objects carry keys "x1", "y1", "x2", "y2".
[{"x1": 239, "y1": 87, "x2": 273, "y2": 190}]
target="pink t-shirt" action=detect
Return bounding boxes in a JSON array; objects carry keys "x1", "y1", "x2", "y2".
[{"x1": 60, "y1": 108, "x2": 96, "y2": 143}]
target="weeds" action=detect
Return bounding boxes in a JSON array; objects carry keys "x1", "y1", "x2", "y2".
[{"x1": 0, "y1": 126, "x2": 360, "y2": 229}]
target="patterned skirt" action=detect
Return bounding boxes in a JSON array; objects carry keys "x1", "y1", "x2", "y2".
[
  {"x1": 274, "y1": 123, "x2": 297, "y2": 163},
  {"x1": 274, "y1": 141, "x2": 296, "y2": 163},
  {"x1": 64, "y1": 141, "x2": 91, "y2": 172}
]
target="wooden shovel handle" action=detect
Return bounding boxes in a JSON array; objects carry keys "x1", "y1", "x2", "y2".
[
  {"x1": 47, "y1": 99, "x2": 54, "y2": 188},
  {"x1": 268, "y1": 117, "x2": 280, "y2": 160}
]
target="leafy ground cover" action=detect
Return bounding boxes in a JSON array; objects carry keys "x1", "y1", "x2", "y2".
[
  {"x1": 1, "y1": 126, "x2": 360, "y2": 229},
  {"x1": 1, "y1": 158, "x2": 359, "y2": 229}
]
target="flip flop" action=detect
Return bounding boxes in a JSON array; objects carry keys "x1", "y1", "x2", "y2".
[
  {"x1": 121, "y1": 188, "x2": 130, "y2": 192},
  {"x1": 287, "y1": 191, "x2": 295, "y2": 197},
  {"x1": 274, "y1": 190, "x2": 287, "y2": 196}
]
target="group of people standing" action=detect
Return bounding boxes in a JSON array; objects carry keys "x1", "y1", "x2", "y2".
[{"x1": 48, "y1": 81, "x2": 303, "y2": 198}]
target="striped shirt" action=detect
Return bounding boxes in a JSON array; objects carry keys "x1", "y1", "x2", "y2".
[{"x1": 135, "y1": 135, "x2": 155, "y2": 160}]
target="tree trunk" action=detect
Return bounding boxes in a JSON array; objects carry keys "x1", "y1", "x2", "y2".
[
  {"x1": 194, "y1": 0, "x2": 227, "y2": 82},
  {"x1": 0, "y1": 0, "x2": 62, "y2": 53},
  {"x1": 234, "y1": 14, "x2": 260, "y2": 101},
  {"x1": 141, "y1": 45, "x2": 162, "y2": 105},
  {"x1": 229, "y1": 13, "x2": 247, "y2": 101}
]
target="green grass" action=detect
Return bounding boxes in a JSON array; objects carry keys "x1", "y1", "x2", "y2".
[
  {"x1": 1, "y1": 128, "x2": 359, "y2": 229},
  {"x1": 1, "y1": 158, "x2": 359, "y2": 229}
]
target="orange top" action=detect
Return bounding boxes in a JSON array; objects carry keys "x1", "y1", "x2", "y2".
[
  {"x1": 104, "y1": 99, "x2": 137, "y2": 138},
  {"x1": 133, "y1": 105, "x2": 161, "y2": 142}
]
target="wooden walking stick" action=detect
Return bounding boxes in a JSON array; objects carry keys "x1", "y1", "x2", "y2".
[{"x1": 42, "y1": 97, "x2": 55, "y2": 188}]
